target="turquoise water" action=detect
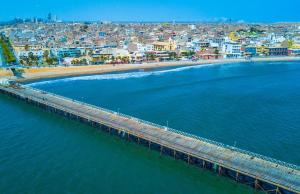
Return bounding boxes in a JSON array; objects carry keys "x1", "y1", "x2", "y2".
[{"x1": 1, "y1": 61, "x2": 300, "y2": 193}]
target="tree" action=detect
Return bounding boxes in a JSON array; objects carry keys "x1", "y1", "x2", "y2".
[
  {"x1": 43, "y1": 50, "x2": 49, "y2": 59},
  {"x1": 20, "y1": 59, "x2": 25, "y2": 65},
  {"x1": 214, "y1": 48, "x2": 219, "y2": 55},
  {"x1": 25, "y1": 44, "x2": 30, "y2": 51},
  {"x1": 28, "y1": 52, "x2": 34, "y2": 61},
  {"x1": 169, "y1": 52, "x2": 177, "y2": 59},
  {"x1": 28, "y1": 52, "x2": 39, "y2": 66},
  {"x1": 146, "y1": 53, "x2": 155, "y2": 61},
  {"x1": 0, "y1": 36, "x2": 16, "y2": 64},
  {"x1": 80, "y1": 58, "x2": 87, "y2": 65},
  {"x1": 111, "y1": 56, "x2": 115, "y2": 62},
  {"x1": 288, "y1": 40, "x2": 294, "y2": 48},
  {"x1": 46, "y1": 57, "x2": 58, "y2": 66}
]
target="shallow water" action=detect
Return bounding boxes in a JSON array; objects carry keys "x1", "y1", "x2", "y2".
[{"x1": 1, "y1": 61, "x2": 300, "y2": 193}]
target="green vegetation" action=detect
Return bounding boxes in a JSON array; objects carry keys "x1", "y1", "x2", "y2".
[
  {"x1": 0, "y1": 36, "x2": 16, "y2": 64},
  {"x1": 168, "y1": 52, "x2": 178, "y2": 60},
  {"x1": 15, "y1": 68, "x2": 25, "y2": 73},
  {"x1": 249, "y1": 27, "x2": 264, "y2": 34},
  {"x1": 214, "y1": 48, "x2": 220, "y2": 55},
  {"x1": 43, "y1": 50, "x2": 58, "y2": 66},
  {"x1": 146, "y1": 53, "x2": 155, "y2": 61},
  {"x1": 181, "y1": 51, "x2": 195, "y2": 58},
  {"x1": 19, "y1": 50, "x2": 58, "y2": 67},
  {"x1": 24, "y1": 44, "x2": 30, "y2": 51},
  {"x1": 288, "y1": 40, "x2": 294, "y2": 48},
  {"x1": 237, "y1": 27, "x2": 265, "y2": 36},
  {"x1": 71, "y1": 58, "x2": 88, "y2": 65}
]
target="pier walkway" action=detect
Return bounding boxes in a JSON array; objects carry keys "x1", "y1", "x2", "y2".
[{"x1": 0, "y1": 84, "x2": 299, "y2": 194}]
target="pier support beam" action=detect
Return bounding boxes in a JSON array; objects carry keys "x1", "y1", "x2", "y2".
[
  {"x1": 218, "y1": 166, "x2": 222, "y2": 175},
  {"x1": 236, "y1": 172, "x2": 239, "y2": 182},
  {"x1": 254, "y1": 179, "x2": 259, "y2": 190},
  {"x1": 276, "y1": 187, "x2": 282, "y2": 194},
  {"x1": 173, "y1": 150, "x2": 176, "y2": 160},
  {"x1": 160, "y1": 146, "x2": 163, "y2": 157}
]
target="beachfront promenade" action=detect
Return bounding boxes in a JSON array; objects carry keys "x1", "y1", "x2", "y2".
[{"x1": 0, "y1": 84, "x2": 299, "y2": 194}]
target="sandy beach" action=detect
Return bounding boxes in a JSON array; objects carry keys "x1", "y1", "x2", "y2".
[
  {"x1": 0, "y1": 69, "x2": 13, "y2": 77},
  {"x1": 2, "y1": 56, "x2": 300, "y2": 82}
]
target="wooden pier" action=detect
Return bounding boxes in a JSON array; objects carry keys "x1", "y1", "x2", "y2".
[{"x1": 0, "y1": 84, "x2": 299, "y2": 194}]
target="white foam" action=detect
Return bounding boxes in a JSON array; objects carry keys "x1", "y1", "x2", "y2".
[{"x1": 27, "y1": 64, "x2": 214, "y2": 87}]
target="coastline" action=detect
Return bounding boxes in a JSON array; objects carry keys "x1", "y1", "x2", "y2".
[{"x1": 4, "y1": 56, "x2": 300, "y2": 82}]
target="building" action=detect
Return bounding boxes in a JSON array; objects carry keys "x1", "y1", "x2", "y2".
[
  {"x1": 288, "y1": 48, "x2": 300, "y2": 56},
  {"x1": 266, "y1": 47, "x2": 288, "y2": 56},
  {"x1": 245, "y1": 46, "x2": 257, "y2": 57},
  {"x1": 222, "y1": 42, "x2": 242, "y2": 58},
  {"x1": 55, "y1": 48, "x2": 83, "y2": 59},
  {"x1": 47, "y1": 13, "x2": 52, "y2": 22},
  {"x1": 196, "y1": 48, "x2": 222, "y2": 60},
  {"x1": 88, "y1": 54, "x2": 105, "y2": 65},
  {"x1": 153, "y1": 41, "x2": 176, "y2": 51},
  {"x1": 256, "y1": 45, "x2": 267, "y2": 56},
  {"x1": 131, "y1": 51, "x2": 144, "y2": 63},
  {"x1": 17, "y1": 50, "x2": 44, "y2": 58}
]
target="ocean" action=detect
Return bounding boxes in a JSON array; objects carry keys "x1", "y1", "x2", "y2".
[{"x1": 1, "y1": 61, "x2": 299, "y2": 193}]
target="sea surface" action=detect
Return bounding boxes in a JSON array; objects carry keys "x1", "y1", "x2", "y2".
[{"x1": 1, "y1": 61, "x2": 300, "y2": 194}]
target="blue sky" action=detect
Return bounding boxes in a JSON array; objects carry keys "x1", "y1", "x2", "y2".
[{"x1": 0, "y1": 0, "x2": 299, "y2": 22}]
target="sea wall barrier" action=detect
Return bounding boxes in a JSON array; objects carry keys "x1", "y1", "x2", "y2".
[{"x1": 0, "y1": 84, "x2": 299, "y2": 194}]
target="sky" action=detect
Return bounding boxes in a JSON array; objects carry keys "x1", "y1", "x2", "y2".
[{"x1": 0, "y1": 0, "x2": 299, "y2": 22}]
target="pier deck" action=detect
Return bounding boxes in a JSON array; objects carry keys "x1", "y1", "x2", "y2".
[{"x1": 0, "y1": 85, "x2": 299, "y2": 194}]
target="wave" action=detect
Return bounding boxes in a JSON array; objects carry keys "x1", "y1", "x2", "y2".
[{"x1": 27, "y1": 64, "x2": 215, "y2": 87}]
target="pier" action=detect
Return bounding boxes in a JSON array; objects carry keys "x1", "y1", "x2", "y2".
[{"x1": 0, "y1": 84, "x2": 299, "y2": 194}]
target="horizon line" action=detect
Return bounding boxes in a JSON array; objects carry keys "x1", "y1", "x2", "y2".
[{"x1": 1, "y1": 19, "x2": 300, "y2": 25}]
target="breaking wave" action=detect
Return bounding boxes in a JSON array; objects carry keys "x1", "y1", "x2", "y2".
[{"x1": 27, "y1": 64, "x2": 215, "y2": 87}]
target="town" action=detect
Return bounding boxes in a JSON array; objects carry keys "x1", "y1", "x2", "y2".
[
  {"x1": 1, "y1": 1, "x2": 300, "y2": 193},
  {"x1": 0, "y1": 14, "x2": 300, "y2": 67}
]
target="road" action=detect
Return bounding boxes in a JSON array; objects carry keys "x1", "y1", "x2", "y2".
[{"x1": 0, "y1": 46, "x2": 6, "y2": 67}]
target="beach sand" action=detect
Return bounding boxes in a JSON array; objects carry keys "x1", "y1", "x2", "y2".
[
  {"x1": 0, "y1": 69, "x2": 13, "y2": 77},
  {"x1": 4, "y1": 57, "x2": 300, "y2": 82}
]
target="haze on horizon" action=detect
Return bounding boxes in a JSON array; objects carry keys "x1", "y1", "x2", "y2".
[{"x1": 0, "y1": 0, "x2": 299, "y2": 23}]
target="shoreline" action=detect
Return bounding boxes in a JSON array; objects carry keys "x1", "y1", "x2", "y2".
[{"x1": 5, "y1": 56, "x2": 300, "y2": 82}]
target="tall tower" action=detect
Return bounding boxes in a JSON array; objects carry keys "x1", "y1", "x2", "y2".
[{"x1": 47, "y1": 13, "x2": 52, "y2": 22}]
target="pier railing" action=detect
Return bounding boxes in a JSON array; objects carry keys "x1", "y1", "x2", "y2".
[{"x1": 22, "y1": 84, "x2": 300, "y2": 170}]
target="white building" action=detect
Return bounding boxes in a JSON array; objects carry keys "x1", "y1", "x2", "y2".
[
  {"x1": 134, "y1": 43, "x2": 154, "y2": 53},
  {"x1": 100, "y1": 48, "x2": 130, "y2": 58},
  {"x1": 268, "y1": 33, "x2": 286, "y2": 44},
  {"x1": 17, "y1": 50, "x2": 44, "y2": 58},
  {"x1": 222, "y1": 42, "x2": 242, "y2": 58}
]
